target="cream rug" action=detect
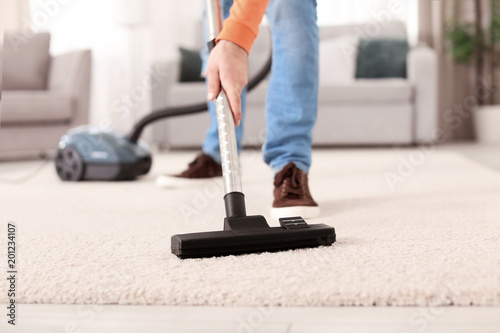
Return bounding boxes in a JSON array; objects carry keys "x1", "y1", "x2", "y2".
[{"x1": 0, "y1": 149, "x2": 499, "y2": 306}]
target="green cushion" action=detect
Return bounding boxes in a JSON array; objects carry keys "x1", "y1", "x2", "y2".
[
  {"x1": 355, "y1": 38, "x2": 409, "y2": 79},
  {"x1": 179, "y1": 47, "x2": 204, "y2": 82}
]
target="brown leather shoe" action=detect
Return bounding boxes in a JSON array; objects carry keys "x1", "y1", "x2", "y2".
[
  {"x1": 271, "y1": 162, "x2": 320, "y2": 220},
  {"x1": 156, "y1": 153, "x2": 222, "y2": 187}
]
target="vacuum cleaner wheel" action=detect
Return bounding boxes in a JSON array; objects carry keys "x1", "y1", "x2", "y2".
[{"x1": 55, "y1": 147, "x2": 84, "y2": 181}]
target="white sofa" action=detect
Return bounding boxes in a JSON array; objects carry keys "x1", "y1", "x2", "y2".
[
  {"x1": 0, "y1": 33, "x2": 91, "y2": 158},
  {"x1": 151, "y1": 21, "x2": 437, "y2": 148}
]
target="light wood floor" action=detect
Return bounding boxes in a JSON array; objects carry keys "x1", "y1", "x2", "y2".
[{"x1": 2, "y1": 304, "x2": 500, "y2": 333}]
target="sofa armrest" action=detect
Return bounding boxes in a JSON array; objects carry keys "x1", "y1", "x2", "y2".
[
  {"x1": 407, "y1": 44, "x2": 438, "y2": 143},
  {"x1": 48, "y1": 49, "x2": 91, "y2": 126},
  {"x1": 150, "y1": 56, "x2": 181, "y2": 110}
]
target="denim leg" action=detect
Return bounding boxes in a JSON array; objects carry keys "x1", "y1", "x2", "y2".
[
  {"x1": 201, "y1": 0, "x2": 246, "y2": 164},
  {"x1": 264, "y1": 0, "x2": 319, "y2": 174}
]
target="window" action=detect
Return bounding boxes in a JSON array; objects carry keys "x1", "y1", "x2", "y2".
[{"x1": 317, "y1": 0, "x2": 418, "y2": 45}]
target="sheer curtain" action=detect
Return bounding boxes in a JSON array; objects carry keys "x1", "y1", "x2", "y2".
[
  {"x1": 0, "y1": 0, "x2": 30, "y2": 32},
  {"x1": 418, "y1": 0, "x2": 488, "y2": 141},
  {"x1": 27, "y1": 0, "x2": 146, "y2": 134}
]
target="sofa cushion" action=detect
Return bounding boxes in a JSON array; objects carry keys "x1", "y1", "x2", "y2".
[
  {"x1": 319, "y1": 79, "x2": 413, "y2": 103},
  {"x1": 3, "y1": 33, "x2": 51, "y2": 90},
  {"x1": 179, "y1": 47, "x2": 204, "y2": 82},
  {"x1": 319, "y1": 34, "x2": 358, "y2": 85},
  {"x1": 167, "y1": 82, "x2": 206, "y2": 106},
  {"x1": 1, "y1": 91, "x2": 74, "y2": 125},
  {"x1": 356, "y1": 38, "x2": 409, "y2": 79}
]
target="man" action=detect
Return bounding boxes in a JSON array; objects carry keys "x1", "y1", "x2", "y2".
[{"x1": 157, "y1": 0, "x2": 320, "y2": 220}]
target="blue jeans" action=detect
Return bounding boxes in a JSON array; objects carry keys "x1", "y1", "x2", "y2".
[{"x1": 201, "y1": 0, "x2": 319, "y2": 174}]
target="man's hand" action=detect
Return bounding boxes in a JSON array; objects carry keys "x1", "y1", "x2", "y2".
[{"x1": 206, "y1": 40, "x2": 248, "y2": 127}]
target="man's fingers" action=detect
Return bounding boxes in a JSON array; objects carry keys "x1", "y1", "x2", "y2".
[
  {"x1": 226, "y1": 89, "x2": 242, "y2": 126},
  {"x1": 206, "y1": 68, "x2": 220, "y2": 101},
  {"x1": 205, "y1": 40, "x2": 247, "y2": 127}
]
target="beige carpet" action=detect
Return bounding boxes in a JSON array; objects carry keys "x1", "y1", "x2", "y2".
[{"x1": 0, "y1": 149, "x2": 499, "y2": 306}]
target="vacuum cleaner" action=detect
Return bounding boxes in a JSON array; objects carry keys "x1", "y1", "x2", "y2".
[
  {"x1": 170, "y1": 0, "x2": 336, "y2": 259},
  {"x1": 54, "y1": 17, "x2": 271, "y2": 182}
]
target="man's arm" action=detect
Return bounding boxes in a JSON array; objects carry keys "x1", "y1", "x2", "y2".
[
  {"x1": 206, "y1": 0, "x2": 270, "y2": 126},
  {"x1": 217, "y1": 0, "x2": 270, "y2": 54}
]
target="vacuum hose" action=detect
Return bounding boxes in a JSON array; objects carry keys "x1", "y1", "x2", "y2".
[{"x1": 127, "y1": 45, "x2": 272, "y2": 143}]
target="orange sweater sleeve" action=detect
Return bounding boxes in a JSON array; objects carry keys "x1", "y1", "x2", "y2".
[{"x1": 216, "y1": 0, "x2": 270, "y2": 54}]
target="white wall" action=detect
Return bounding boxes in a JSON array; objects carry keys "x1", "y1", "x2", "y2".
[
  {"x1": 150, "y1": 0, "x2": 204, "y2": 62},
  {"x1": 317, "y1": 0, "x2": 418, "y2": 45}
]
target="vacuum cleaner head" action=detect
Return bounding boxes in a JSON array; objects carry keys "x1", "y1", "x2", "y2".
[
  {"x1": 171, "y1": 215, "x2": 336, "y2": 259},
  {"x1": 55, "y1": 125, "x2": 152, "y2": 181}
]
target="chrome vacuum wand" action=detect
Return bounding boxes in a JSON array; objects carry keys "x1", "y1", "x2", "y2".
[{"x1": 206, "y1": 0, "x2": 245, "y2": 218}]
